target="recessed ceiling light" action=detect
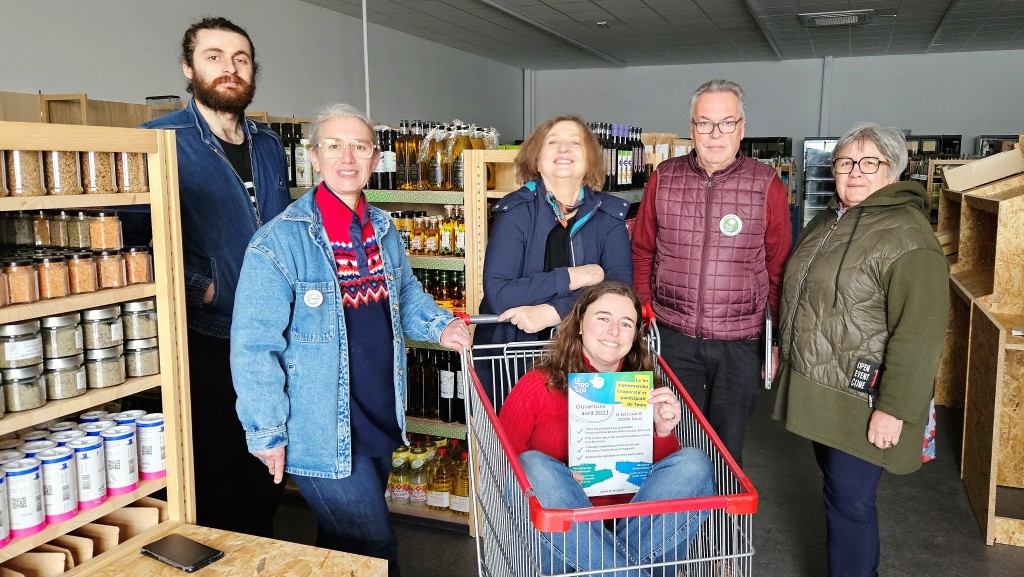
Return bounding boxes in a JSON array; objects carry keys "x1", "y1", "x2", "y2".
[
  {"x1": 596, "y1": 21, "x2": 610, "y2": 28},
  {"x1": 799, "y1": 9, "x2": 874, "y2": 27}
]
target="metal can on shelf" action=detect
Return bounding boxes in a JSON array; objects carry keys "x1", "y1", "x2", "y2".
[
  {"x1": 43, "y1": 353, "x2": 87, "y2": 400},
  {"x1": 94, "y1": 248, "x2": 127, "y2": 289},
  {"x1": 48, "y1": 429, "x2": 86, "y2": 447},
  {"x1": 78, "y1": 410, "x2": 109, "y2": 423},
  {"x1": 84, "y1": 345, "x2": 125, "y2": 388},
  {"x1": 19, "y1": 430, "x2": 50, "y2": 442},
  {"x1": 35, "y1": 254, "x2": 70, "y2": 300},
  {"x1": 43, "y1": 150, "x2": 83, "y2": 195},
  {"x1": 37, "y1": 446, "x2": 78, "y2": 523},
  {"x1": 78, "y1": 420, "x2": 116, "y2": 436},
  {"x1": 67, "y1": 250, "x2": 98, "y2": 294},
  {"x1": 46, "y1": 421, "x2": 77, "y2": 433},
  {"x1": 88, "y1": 210, "x2": 123, "y2": 250},
  {"x1": 19, "y1": 440, "x2": 57, "y2": 459},
  {"x1": 5, "y1": 150, "x2": 46, "y2": 197},
  {"x1": 115, "y1": 152, "x2": 149, "y2": 193},
  {"x1": 110, "y1": 409, "x2": 147, "y2": 426},
  {"x1": 0, "y1": 450, "x2": 22, "y2": 465},
  {"x1": 101, "y1": 424, "x2": 138, "y2": 495},
  {"x1": 122, "y1": 299, "x2": 158, "y2": 339},
  {"x1": 82, "y1": 151, "x2": 117, "y2": 194},
  {"x1": 2, "y1": 457, "x2": 45, "y2": 538},
  {"x1": 136, "y1": 413, "x2": 166, "y2": 480},
  {"x1": 124, "y1": 338, "x2": 159, "y2": 377},
  {"x1": 3, "y1": 258, "x2": 40, "y2": 304},
  {"x1": 82, "y1": 305, "x2": 123, "y2": 349},
  {"x1": 66, "y1": 435, "x2": 107, "y2": 510},
  {"x1": 0, "y1": 320, "x2": 43, "y2": 368},
  {"x1": 124, "y1": 246, "x2": 154, "y2": 284}
]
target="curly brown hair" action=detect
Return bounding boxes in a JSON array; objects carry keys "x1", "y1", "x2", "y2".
[
  {"x1": 533, "y1": 281, "x2": 661, "y2": 392},
  {"x1": 514, "y1": 115, "x2": 606, "y2": 191}
]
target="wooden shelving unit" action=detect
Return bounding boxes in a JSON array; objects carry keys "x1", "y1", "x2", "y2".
[
  {"x1": 931, "y1": 149, "x2": 1024, "y2": 546},
  {"x1": 0, "y1": 121, "x2": 193, "y2": 572}
]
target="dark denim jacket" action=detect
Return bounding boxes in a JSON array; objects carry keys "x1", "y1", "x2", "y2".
[{"x1": 141, "y1": 98, "x2": 291, "y2": 337}]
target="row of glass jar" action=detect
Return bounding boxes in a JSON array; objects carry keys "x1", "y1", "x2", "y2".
[
  {"x1": 0, "y1": 300, "x2": 158, "y2": 367},
  {"x1": 1, "y1": 209, "x2": 124, "y2": 250},
  {"x1": 0, "y1": 150, "x2": 148, "y2": 197},
  {"x1": 0, "y1": 246, "x2": 152, "y2": 306}
]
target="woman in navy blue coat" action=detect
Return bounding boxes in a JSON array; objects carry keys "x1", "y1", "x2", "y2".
[{"x1": 476, "y1": 116, "x2": 633, "y2": 401}]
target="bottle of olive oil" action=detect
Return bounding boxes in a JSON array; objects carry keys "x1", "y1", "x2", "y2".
[
  {"x1": 450, "y1": 125, "x2": 471, "y2": 192},
  {"x1": 396, "y1": 120, "x2": 410, "y2": 190},
  {"x1": 408, "y1": 121, "x2": 424, "y2": 190}
]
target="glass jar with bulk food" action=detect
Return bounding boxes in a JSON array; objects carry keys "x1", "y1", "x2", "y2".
[
  {"x1": 31, "y1": 210, "x2": 50, "y2": 246},
  {"x1": 84, "y1": 345, "x2": 125, "y2": 388},
  {"x1": 124, "y1": 246, "x2": 153, "y2": 284},
  {"x1": 0, "y1": 150, "x2": 8, "y2": 196},
  {"x1": 3, "y1": 258, "x2": 40, "y2": 304},
  {"x1": 47, "y1": 211, "x2": 70, "y2": 248},
  {"x1": 40, "y1": 313, "x2": 83, "y2": 359},
  {"x1": 43, "y1": 353, "x2": 87, "y2": 400},
  {"x1": 68, "y1": 211, "x2": 91, "y2": 249},
  {"x1": 124, "y1": 338, "x2": 159, "y2": 377},
  {"x1": 94, "y1": 249, "x2": 126, "y2": 289},
  {"x1": 34, "y1": 255, "x2": 70, "y2": 300},
  {"x1": 82, "y1": 151, "x2": 117, "y2": 194},
  {"x1": 89, "y1": 210, "x2": 122, "y2": 250},
  {"x1": 43, "y1": 150, "x2": 83, "y2": 195},
  {"x1": 115, "y1": 152, "x2": 149, "y2": 193},
  {"x1": 5, "y1": 150, "x2": 46, "y2": 197},
  {"x1": 0, "y1": 271, "x2": 9, "y2": 308},
  {"x1": 11, "y1": 211, "x2": 34, "y2": 246},
  {"x1": 0, "y1": 320, "x2": 42, "y2": 369},
  {"x1": 122, "y1": 299, "x2": 157, "y2": 340},
  {"x1": 67, "y1": 251, "x2": 97, "y2": 294},
  {"x1": 1, "y1": 363, "x2": 46, "y2": 411},
  {"x1": 82, "y1": 305, "x2": 123, "y2": 349}
]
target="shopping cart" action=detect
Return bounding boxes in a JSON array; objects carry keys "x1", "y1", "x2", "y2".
[{"x1": 459, "y1": 313, "x2": 758, "y2": 577}]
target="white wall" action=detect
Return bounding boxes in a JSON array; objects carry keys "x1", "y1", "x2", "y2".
[
  {"x1": 535, "y1": 50, "x2": 1024, "y2": 154},
  {"x1": 0, "y1": 0, "x2": 524, "y2": 139}
]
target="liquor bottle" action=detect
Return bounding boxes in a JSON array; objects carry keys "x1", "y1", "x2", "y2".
[
  {"x1": 621, "y1": 125, "x2": 633, "y2": 190},
  {"x1": 438, "y1": 349, "x2": 457, "y2": 423},
  {"x1": 406, "y1": 347, "x2": 424, "y2": 417},
  {"x1": 396, "y1": 120, "x2": 410, "y2": 190},
  {"x1": 381, "y1": 127, "x2": 397, "y2": 190},
  {"x1": 435, "y1": 270, "x2": 454, "y2": 312},
  {"x1": 439, "y1": 205, "x2": 454, "y2": 256},
  {"x1": 420, "y1": 263, "x2": 434, "y2": 298},
  {"x1": 454, "y1": 203, "x2": 466, "y2": 256},
  {"x1": 410, "y1": 216, "x2": 424, "y2": 256},
  {"x1": 450, "y1": 451, "x2": 471, "y2": 516},
  {"x1": 291, "y1": 124, "x2": 304, "y2": 188},
  {"x1": 408, "y1": 441, "x2": 429, "y2": 507},
  {"x1": 426, "y1": 447, "x2": 452, "y2": 511},
  {"x1": 425, "y1": 216, "x2": 439, "y2": 255},
  {"x1": 423, "y1": 349, "x2": 439, "y2": 419},
  {"x1": 281, "y1": 124, "x2": 296, "y2": 187},
  {"x1": 452, "y1": 271, "x2": 466, "y2": 316},
  {"x1": 387, "y1": 446, "x2": 410, "y2": 503},
  {"x1": 603, "y1": 123, "x2": 616, "y2": 191},
  {"x1": 296, "y1": 138, "x2": 313, "y2": 188},
  {"x1": 408, "y1": 121, "x2": 423, "y2": 190},
  {"x1": 427, "y1": 124, "x2": 445, "y2": 191},
  {"x1": 418, "y1": 122, "x2": 433, "y2": 191},
  {"x1": 368, "y1": 127, "x2": 383, "y2": 190},
  {"x1": 452, "y1": 350, "x2": 466, "y2": 424},
  {"x1": 450, "y1": 125, "x2": 471, "y2": 192}
]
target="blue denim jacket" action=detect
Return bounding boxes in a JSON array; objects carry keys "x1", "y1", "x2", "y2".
[
  {"x1": 141, "y1": 98, "x2": 291, "y2": 337},
  {"x1": 230, "y1": 190, "x2": 457, "y2": 479}
]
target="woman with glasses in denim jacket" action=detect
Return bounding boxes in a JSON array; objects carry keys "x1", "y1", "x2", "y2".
[{"x1": 230, "y1": 104, "x2": 470, "y2": 577}]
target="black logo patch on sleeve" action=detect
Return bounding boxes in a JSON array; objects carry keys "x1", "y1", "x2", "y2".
[{"x1": 848, "y1": 358, "x2": 882, "y2": 398}]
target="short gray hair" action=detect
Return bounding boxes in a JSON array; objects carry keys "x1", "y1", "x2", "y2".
[
  {"x1": 832, "y1": 122, "x2": 908, "y2": 179},
  {"x1": 310, "y1": 103, "x2": 375, "y2": 145},
  {"x1": 689, "y1": 79, "x2": 746, "y2": 120}
]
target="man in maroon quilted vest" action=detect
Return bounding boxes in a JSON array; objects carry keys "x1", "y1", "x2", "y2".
[{"x1": 632, "y1": 79, "x2": 792, "y2": 466}]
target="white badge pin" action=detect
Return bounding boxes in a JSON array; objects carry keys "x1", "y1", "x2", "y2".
[
  {"x1": 303, "y1": 289, "x2": 324, "y2": 308},
  {"x1": 719, "y1": 214, "x2": 742, "y2": 237}
]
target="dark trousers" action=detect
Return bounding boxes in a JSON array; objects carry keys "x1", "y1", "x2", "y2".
[
  {"x1": 813, "y1": 442, "x2": 884, "y2": 577},
  {"x1": 187, "y1": 330, "x2": 285, "y2": 537},
  {"x1": 658, "y1": 326, "x2": 761, "y2": 467}
]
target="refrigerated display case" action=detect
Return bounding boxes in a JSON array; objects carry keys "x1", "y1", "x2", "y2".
[
  {"x1": 740, "y1": 137, "x2": 792, "y2": 160},
  {"x1": 975, "y1": 134, "x2": 1021, "y2": 157},
  {"x1": 801, "y1": 138, "x2": 839, "y2": 228}
]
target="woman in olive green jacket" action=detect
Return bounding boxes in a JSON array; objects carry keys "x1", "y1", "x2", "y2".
[{"x1": 773, "y1": 122, "x2": 948, "y2": 577}]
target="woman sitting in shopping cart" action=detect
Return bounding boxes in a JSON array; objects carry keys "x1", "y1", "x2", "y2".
[{"x1": 499, "y1": 281, "x2": 716, "y2": 577}]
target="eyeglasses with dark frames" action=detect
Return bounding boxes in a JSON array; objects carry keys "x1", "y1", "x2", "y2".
[
  {"x1": 833, "y1": 157, "x2": 890, "y2": 175},
  {"x1": 691, "y1": 118, "x2": 743, "y2": 134}
]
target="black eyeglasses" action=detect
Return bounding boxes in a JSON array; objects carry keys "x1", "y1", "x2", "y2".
[
  {"x1": 691, "y1": 119, "x2": 743, "y2": 134},
  {"x1": 833, "y1": 157, "x2": 890, "y2": 174}
]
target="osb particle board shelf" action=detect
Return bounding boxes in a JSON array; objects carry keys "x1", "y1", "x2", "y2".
[{"x1": 950, "y1": 268, "x2": 995, "y2": 306}]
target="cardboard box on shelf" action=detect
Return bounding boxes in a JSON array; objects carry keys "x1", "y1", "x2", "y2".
[{"x1": 944, "y1": 145, "x2": 1024, "y2": 191}]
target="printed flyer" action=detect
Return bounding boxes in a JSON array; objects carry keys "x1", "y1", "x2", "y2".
[{"x1": 567, "y1": 371, "x2": 653, "y2": 497}]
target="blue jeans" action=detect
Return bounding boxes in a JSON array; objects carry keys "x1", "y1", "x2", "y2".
[
  {"x1": 292, "y1": 455, "x2": 400, "y2": 577},
  {"x1": 520, "y1": 448, "x2": 715, "y2": 577},
  {"x1": 813, "y1": 442, "x2": 884, "y2": 577}
]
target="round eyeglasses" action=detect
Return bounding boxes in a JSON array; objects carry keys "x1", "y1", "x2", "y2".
[
  {"x1": 691, "y1": 119, "x2": 743, "y2": 134},
  {"x1": 833, "y1": 157, "x2": 890, "y2": 175},
  {"x1": 317, "y1": 138, "x2": 377, "y2": 159}
]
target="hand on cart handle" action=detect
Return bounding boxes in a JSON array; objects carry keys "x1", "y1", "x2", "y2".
[
  {"x1": 641, "y1": 302, "x2": 656, "y2": 327},
  {"x1": 440, "y1": 317, "x2": 472, "y2": 351},
  {"x1": 496, "y1": 303, "x2": 561, "y2": 334}
]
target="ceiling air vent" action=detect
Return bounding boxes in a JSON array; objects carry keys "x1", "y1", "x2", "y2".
[{"x1": 799, "y1": 9, "x2": 874, "y2": 28}]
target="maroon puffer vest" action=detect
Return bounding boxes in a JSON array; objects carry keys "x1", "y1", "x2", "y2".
[{"x1": 652, "y1": 152, "x2": 776, "y2": 340}]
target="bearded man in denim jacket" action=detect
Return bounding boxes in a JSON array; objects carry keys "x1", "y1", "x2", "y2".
[{"x1": 141, "y1": 17, "x2": 290, "y2": 536}]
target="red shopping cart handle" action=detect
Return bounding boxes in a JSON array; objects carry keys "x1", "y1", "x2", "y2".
[
  {"x1": 642, "y1": 302, "x2": 656, "y2": 326},
  {"x1": 454, "y1": 313, "x2": 502, "y2": 324}
]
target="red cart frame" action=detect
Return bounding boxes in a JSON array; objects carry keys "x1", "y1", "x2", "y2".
[{"x1": 461, "y1": 325, "x2": 758, "y2": 577}]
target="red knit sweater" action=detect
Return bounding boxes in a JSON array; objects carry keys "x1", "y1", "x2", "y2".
[{"x1": 498, "y1": 367, "x2": 682, "y2": 505}]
